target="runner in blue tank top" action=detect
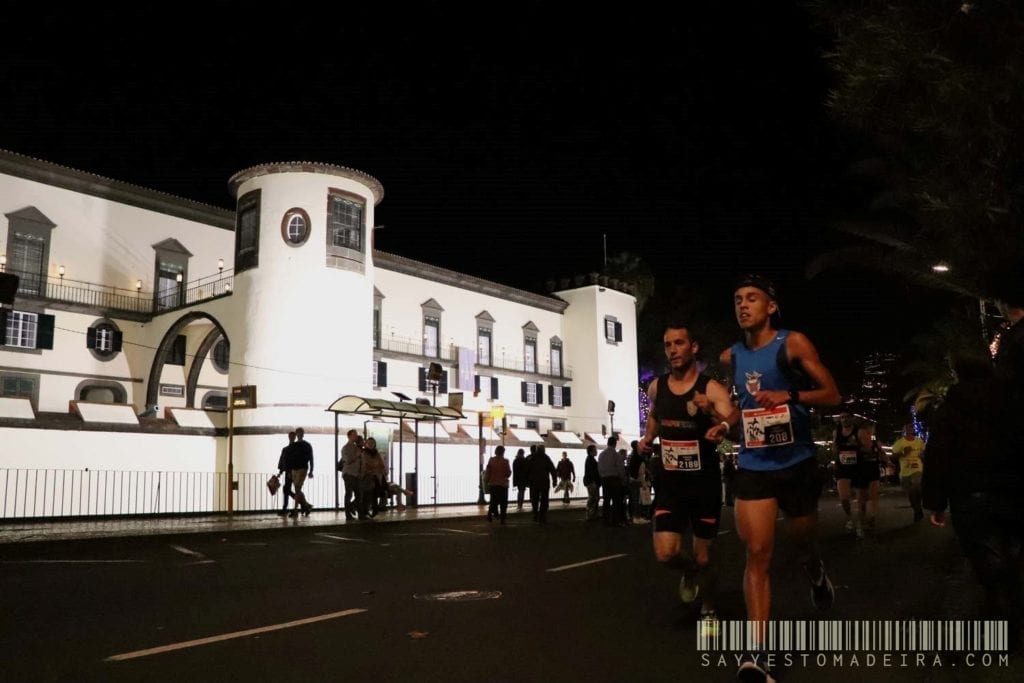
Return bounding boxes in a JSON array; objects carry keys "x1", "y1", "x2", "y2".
[{"x1": 704, "y1": 275, "x2": 842, "y2": 682}]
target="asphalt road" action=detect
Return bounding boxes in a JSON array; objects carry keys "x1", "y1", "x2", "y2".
[{"x1": 0, "y1": 488, "x2": 1018, "y2": 683}]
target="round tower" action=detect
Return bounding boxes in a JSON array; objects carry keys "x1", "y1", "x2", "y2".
[{"x1": 222, "y1": 162, "x2": 384, "y2": 427}]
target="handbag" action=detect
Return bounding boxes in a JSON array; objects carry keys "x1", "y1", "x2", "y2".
[{"x1": 267, "y1": 474, "x2": 281, "y2": 496}]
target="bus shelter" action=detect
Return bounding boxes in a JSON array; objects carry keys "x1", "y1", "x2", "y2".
[{"x1": 326, "y1": 395, "x2": 464, "y2": 509}]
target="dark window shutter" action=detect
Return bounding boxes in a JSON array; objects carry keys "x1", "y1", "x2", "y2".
[
  {"x1": 112, "y1": 331, "x2": 123, "y2": 352},
  {"x1": 537, "y1": 383, "x2": 544, "y2": 404},
  {"x1": 548, "y1": 384, "x2": 553, "y2": 405},
  {"x1": 474, "y1": 375, "x2": 481, "y2": 392},
  {"x1": 0, "y1": 309, "x2": 6, "y2": 345},
  {"x1": 491, "y1": 377, "x2": 499, "y2": 398},
  {"x1": 418, "y1": 367, "x2": 427, "y2": 392},
  {"x1": 86, "y1": 326, "x2": 97, "y2": 349},
  {"x1": 377, "y1": 361, "x2": 388, "y2": 387},
  {"x1": 439, "y1": 371, "x2": 448, "y2": 394},
  {"x1": 614, "y1": 322, "x2": 623, "y2": 342},
  {"x1": 521, "y1": 381, "x2": 527, "y2": 403},
  {"x1": 36, "y1": 314, "x2": 55, "y2": 350},
  {"x1": 563, "y1": 386, "x2": 572, "y2": 406}
]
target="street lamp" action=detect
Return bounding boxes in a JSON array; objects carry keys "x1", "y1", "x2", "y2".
[
  {"x1": 58, "y1": 265, "x2": 65, "y2": 282},
  {"x1": 218, "y1": 258, "x2": 224, "y2": 274},
  {"x1": 0, "y1": 254, "x2": 6, "y2": 271},
  {"x1": 932, "y1": 262, "x2": 950, "y2": 273}
]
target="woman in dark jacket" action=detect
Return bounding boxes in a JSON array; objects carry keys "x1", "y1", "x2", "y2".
[
  {"x1": 484, "y1": 446, "x2": 512, "y2": 523},
  {"x1": 512, "y1": 448, "x2": 528, "y2": 511}
]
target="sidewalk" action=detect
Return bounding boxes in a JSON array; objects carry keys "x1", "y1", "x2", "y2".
[{"x1": 0, "y1": 500, "x2": 589, "y2": 544}]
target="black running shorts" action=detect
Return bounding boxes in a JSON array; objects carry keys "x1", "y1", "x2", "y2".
[
  {"x1": 652, "y1": 479, "x2": 722, "y2": 539},
  {"x1": 733, "y1": 457, "x2": 823, "y2": 518}
]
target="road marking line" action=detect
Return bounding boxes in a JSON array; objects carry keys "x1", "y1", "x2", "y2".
[
  {"x1": 317, "y1": 533, "x2": 372, "y2": 544},
  {"x1": 169, "y1": 545, "x2": 209, "y2": 561},
  {"x1": 437, "y1": 528, "x2": 485, "y2": 536},
  {"x1": 546, "y1": 553, "x2": 628, "y2": 573},
  {"x1": 105, "y1": 608, "x2": 367, "y2": 661},
  {"x1": 0, "y1": 560, "x2": 146, "y2": 564}
]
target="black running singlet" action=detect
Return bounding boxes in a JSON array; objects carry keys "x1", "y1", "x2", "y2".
[{"x1": 653, "y1": 373, "x2": 720, "y2": 481}]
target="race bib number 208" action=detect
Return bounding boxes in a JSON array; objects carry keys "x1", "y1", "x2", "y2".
[{"x1": 741, "y1": 405, "x2": 794, "y2": 449}]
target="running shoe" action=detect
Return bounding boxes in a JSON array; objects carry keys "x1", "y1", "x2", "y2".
[
  {"x1": 808, "y1": 563, "x2": 835, "y2": 611},
  {"x1": 679, "y1": 572, "x2": 700, "y2": 604},
  {"x1": 736, "y1": 654, "x2": 775, "y2": 682},
  {"x1": 699, "y1": 609, "x2": 720, "y2": 639}
]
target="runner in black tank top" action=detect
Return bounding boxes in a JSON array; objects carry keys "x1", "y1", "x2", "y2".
[
  {"x1": 833, "y1": 409, "x2": 877, "y2": 538},
  {"x1": 639, "y1": 324, "x2": 735, "y2": 630}
]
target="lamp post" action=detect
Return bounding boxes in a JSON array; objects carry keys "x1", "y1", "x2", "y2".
[
  {"x1": 218, "y1": 258, "x2": 224, "y2": 275},
  {"x1": 58, "y1": 265, "x2": 65, "y2": 283},
  {"x1": 0, "y1": 254, "x2": 5, "y2": 272}
]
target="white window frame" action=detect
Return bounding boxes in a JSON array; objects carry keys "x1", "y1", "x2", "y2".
[
  {"x1": 5, "y1": 311, "x2": 38, "y2": 348},
  {"x1": 330, "y1": 196, "x2": 363, "y2": 251},
  {"x1": 524, "y1": 337, "x2": 537, "y2": 373},
  {"x1": 525, "y1": 381, "x2": 538, "y2": 405},
  {"x1": 550, "y1": 345, "x2": 562, "y2": 377},
  {"x1": 605, "y1": 318, "x2": 617, "y2": 342},
  {"x1": 478, "y1": 375, "x2": 491, "y2": 400},
  {"x1": 552, "y1": 385, "x2": 564, "y2": 408},
  {"x1": 477, "y1": 328, "x2": 492, "y2": 366},
  {"x1": 423, "y1": 317, "x2": 440, "y2": 357},
  {"x1": 372, "y1": 360, "x2": 379, "y2": 387},
  {"x1": 95, "y1": 326, "x2": 113, "y2": 353}
]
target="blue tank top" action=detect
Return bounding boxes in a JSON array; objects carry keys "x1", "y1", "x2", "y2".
[{"x1": 731, "y1": 330, "x2": 815, "y2": 471}]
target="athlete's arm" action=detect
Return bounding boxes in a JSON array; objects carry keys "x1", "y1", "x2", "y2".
[
  {"x1": 703, "y1": 379, "x2": 737, "y2": 442},
  {"x1": 638, "y1": 378, "x2": 659, "y2": 453},
  {"x1": 752, "y1": 332, "x2": 841, "y2": 409},
  {"x1": 856, "y1": 427, "x2": 873, "y2": 452}
]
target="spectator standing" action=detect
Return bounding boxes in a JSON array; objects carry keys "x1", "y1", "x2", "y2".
[
  {"x1": 555, "y1": 451, "x2": 576, "y2": 504},
  {"x1": 512, "y1": 449, "x2": 528, "y2": 511},
  {"x1": 340, "y1": 430, "x2": 363, "y2": 520},
  {"x1": 526, "y1": 444, "x2": 557, "y2": 523},
  {"x1": 597, "y1": 436, "x2": 627, "y2": 526},
  {"x1": 583, "y1": 444, "x2": 600, "y2": 521},
  {"x1": 485, "y1": 446, "x2": 512, "y2": 524}
]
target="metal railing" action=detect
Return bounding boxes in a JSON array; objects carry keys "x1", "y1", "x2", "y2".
[
  {"x1": 375, "y1": 337, "x2": 572, "y2": 378},
  {"x1": 3, "y1": 267, "x2": 233, "y2": 316},
  {"x1": 0, "y1": 468, "x2": 583, "y2": 520}
]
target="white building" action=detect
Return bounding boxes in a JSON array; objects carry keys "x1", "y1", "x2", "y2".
[{"x1": 0, "y1": 149, "x2": 639, "y2": 516}]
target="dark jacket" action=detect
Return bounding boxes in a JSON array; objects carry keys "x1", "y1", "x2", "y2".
[
  {"x1": 583, "y1": 453, "x2": 600, "y2": 486},
  {"x1": 512, "y1": 455, "x2": 528, "y2": 488},
  {"x1": 556, "y1": 458, "x2": 575, "y2": 481},
  {"x1": 527, "y1": 452, "x2": 557, "y2": 488},
  {"x1": 627, "y1": 449, "x2": 643, "y2": 479},
  {"x1": 922, "y1": 363, "x2": 1018, "y2": 512}
]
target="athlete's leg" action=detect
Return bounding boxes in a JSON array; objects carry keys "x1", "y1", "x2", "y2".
[
  {"x1": 836, "y1": 477, "x2": 852, "y2": 517},
  {"x1": 864, "y1": 480, "x2": 880, "y2": 531},
  {"x1": 736, "y1": 497, "x2": 778, "y2": 639},
  {"x1": 692, "y1": 535, "x2": 717, "y2": 612}
]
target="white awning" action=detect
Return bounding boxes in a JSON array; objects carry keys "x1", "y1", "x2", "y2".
[
  {"x1": 459, "y1": 425, "x2": 499, "y2": 441},
  {"x1": 550, "y1": 431, "x2": 582, "y2": 445},
  {"x1": 509, "y1": 428, "x2": 544, "y2": 443},
  {"x1": 414, "y1": 423, "x2": 450, "y2": 439},
  {"x1": 584, "y1": 432, "x2": 608, "y2": 445}
]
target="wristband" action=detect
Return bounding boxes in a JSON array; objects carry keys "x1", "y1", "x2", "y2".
[{"x1": 788, "y1": 389, "x2": 800, "y2": 404}]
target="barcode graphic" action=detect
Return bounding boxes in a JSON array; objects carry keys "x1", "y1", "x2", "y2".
[{"x1": 696, "y1": 620, "x2": 1009, "y2": 652}]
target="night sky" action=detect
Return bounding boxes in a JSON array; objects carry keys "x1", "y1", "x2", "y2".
[{"x1": 0, "y1": 2, "x2": 955, "y2": 393}]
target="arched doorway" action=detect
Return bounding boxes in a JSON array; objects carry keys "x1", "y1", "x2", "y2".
[{"x1": 145, "y1": 312, "x2": 230, "y2": 412}]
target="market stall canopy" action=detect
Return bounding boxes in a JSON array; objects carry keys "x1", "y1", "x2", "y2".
[{"x1": 326, "y1": 395, "x2": 464, "y2": 421}]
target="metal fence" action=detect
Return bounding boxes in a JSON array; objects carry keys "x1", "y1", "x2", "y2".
[{"x1": 0, "y1": 468, "x2": 584, "y2": 520}]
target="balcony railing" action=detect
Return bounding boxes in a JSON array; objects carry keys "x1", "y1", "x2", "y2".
[
  {"x1": 3, "y1": 267, "x2": 233, "y2": 316},
  {"x1": 374, "y1": 337, "x2": 572, "y2": 379}
]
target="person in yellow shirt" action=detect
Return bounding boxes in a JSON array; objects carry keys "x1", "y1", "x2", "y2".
[{"x1": 891, "y1": 423, "x2": 925, "y2": 522}]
